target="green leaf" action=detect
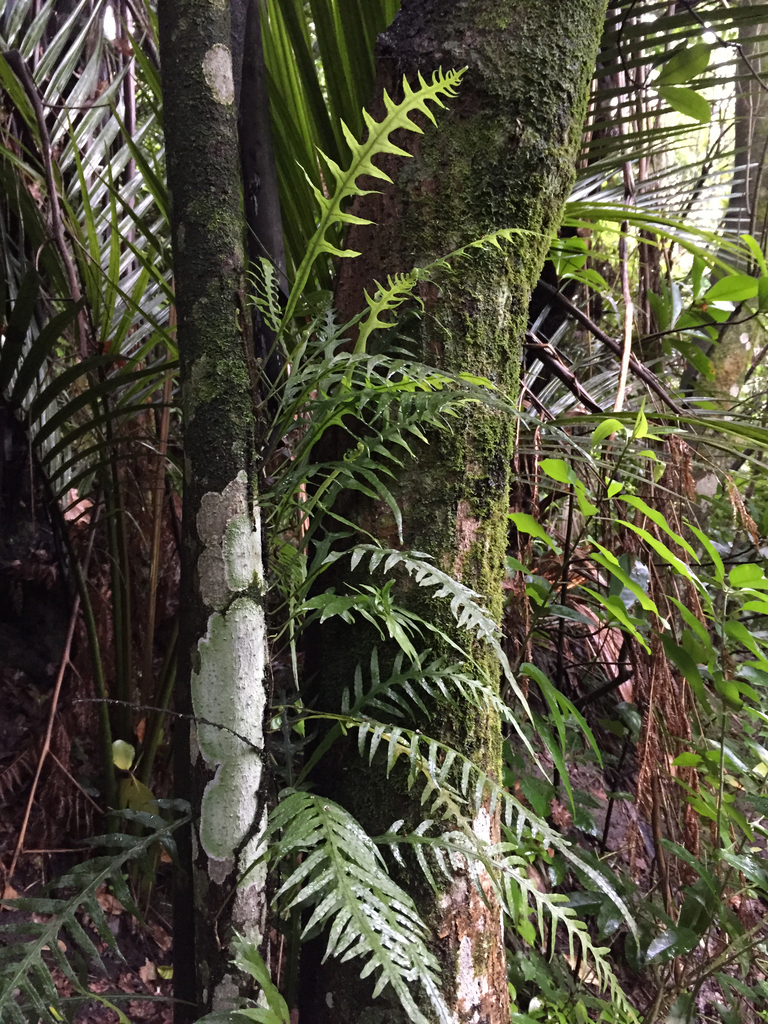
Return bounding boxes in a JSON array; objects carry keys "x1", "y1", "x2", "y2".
[
  {"x1": 632, "y1": 405, "x2": 649, "y2": 440},
  {"x1": 655, "y1": 42, "x2": 710, "y2": 86},
  {"x1": 729, "y1": 563, "x2": 768, "y2": 589},
  {"x1": 725, "y1": 619, "x2": 763, "y2": 660},
  {"x1": 233, "y1": 938, "x2": 291, "y2": 1024},
  {"x1": 704, "y1": 274, "x2": 758, "y2": 303},
  {"x1": 657, "y1": 86, "x2": 711, "y2": 123},
  {"x1": 618, "y1": 495, "x2": 698, "y2": 561},
  {"x1": 591, "y1": 418, "x2": 626, "y2": 447},
  {"x1": 508, "y1": 513, "x2": 558, "y2": 553},
  {"x1": 112, "y1": 739, "x2": 135, "y2": 771},
  {"x1": 539, "y1": 458, "x2": 571, "y2": 484},
  {"x1": 661, "y1": 634, "x2": 710, "y2": 711},
  {"x1": 686, "y1": 522, "x2": 724, "y2": 586},
  {"x1": 672, "y1": 752, "x2": 702, "y2": 767}
]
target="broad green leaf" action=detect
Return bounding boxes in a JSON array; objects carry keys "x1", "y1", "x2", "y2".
[
  {"x1": 657, "y1": 86, "x2": 711, "y2": 123},
  {"x1": 729, "y1": 563, "x2": 768, "y2": 589},
  {"x1": 591, "y1": 418, "x2": 625, "y2": 447},
  {"x1": 724, "y1": 620, "x2": 763, "y2": 660},
  {"x1": 655, "y1": 42, "x2": 710, "y2": 86},
  {"x1": 672, "y1": 752, "x2": 702, "y2": 767},
  {"x1": 508, "y1": 513, "x2": 558, "y2": 553},
  {"x1": 632, "y1": 405, "x2": 649, "y2": 440},
  {"x1": 112, "y1": 739, "x2": 135, "y2": 771},
  {"x1": 704, "y1": 274, "x2": 758, "y2": 303},
  {"x1": 607, "y1": 480, "x2": 623, "y2": 498},
  {"x1": 539, "y1": 458, "x2": 571, "y2": 484}
]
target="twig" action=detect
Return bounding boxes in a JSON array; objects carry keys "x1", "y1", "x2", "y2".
[
  {"x1": 538, "y1": 280, "x2": 684, "y2": 415},
  {"x1": 48, "y1": 750, "x2": 104, "y2": 814},
  {"x1": 525, "y1": 332, "x2": 603, "y2": 413},
  {"x1": 7, "y1": 504, "x2": 101, "y2": 880},
  {"x1": 7, "y1": 595, "x2": 81, "y2": 882},
  {"x1": 614, "y1": 211, "x2": 635, "y2": 412}
]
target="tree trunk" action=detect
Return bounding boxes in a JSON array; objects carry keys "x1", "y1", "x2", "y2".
[
  {"x1": 158, "y1": 2, "x2": 268, "y2": 1018},
  {"x1": 303, "y1": 1, "x2": 608, "y2": 1022}
]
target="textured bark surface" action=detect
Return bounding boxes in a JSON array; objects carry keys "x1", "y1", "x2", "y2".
[
  {"x1": 303, "y1": 1, "x2": 608, "y2": 1022},
  {"x1": 158, "y1": 1, "x2": 267, "y2": 1019}
]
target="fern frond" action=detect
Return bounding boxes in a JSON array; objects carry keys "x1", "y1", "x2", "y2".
[
  {"x1": 0, "y1": 817, "x2": 185, "y2": 1023},
  {"x1": 377, "y1": 824, "x2": 633, "y2": 1016},
  {"x1": 334, "y1": 545, "x2": 537, "y2": 753},
  {"x1": 265, "y1": 791, "x2": 450, "y2": 1024},
  {"x1": 250, "y1": 256, "x2": 284, "y2": 334},
  {"x1": 300, "y1": 711, "x2": 636, "y2": 941},
  {"x1": 342, "y1": 648, "x2": 513, "y2": 724},
  {"x1": 284, "y1": 68, "x2": 465, "y2": 323},
  {"x1": 354, "y1": 272, "x2": 422, "y2": 354}
]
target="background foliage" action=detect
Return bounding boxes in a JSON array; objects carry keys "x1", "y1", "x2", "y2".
[{"x1": 2, "y1": 1, "x2": 768, "y2": 1022}]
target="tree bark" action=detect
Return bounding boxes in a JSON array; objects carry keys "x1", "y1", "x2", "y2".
[
  {"x1": 158, "y1": 2, "x2": 268, "y2": 1018},
  {"x1": 303, "y1": 1, "x2": 608, "y2": 1022}
]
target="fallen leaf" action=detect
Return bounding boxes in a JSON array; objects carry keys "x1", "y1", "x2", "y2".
[
  {"x1": 139, "y1": 959, "x2": 157, "y2": 986},
  {"x1": 550, "y1": 799, "x2": 572, "y2": 830},
  {"x1": 96, "y1": 886, "x2": 125, "y2": 915},
  {"x1": 1, "y1": 883, "x2": 18, "y2": 907},
  {"x1": 148, "y1": 921, "x2": 172, "y2": 952}
]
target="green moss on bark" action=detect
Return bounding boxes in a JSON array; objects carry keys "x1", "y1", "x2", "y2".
[
  {"x1": 158, "y1": 0, "x2": 265, "y2": 1018},
  {"x1": 307, "y1": 2, "x2": 608, "y2": 1021}
]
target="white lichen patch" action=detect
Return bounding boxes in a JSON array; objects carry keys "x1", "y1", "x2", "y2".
[
  {"x1": 202, "y1": 43, "x2": 234, "y2": 106},
  {"x1": 197, "y1": 472, "x2": 262, "y2": 610},
  {"x1": 192, "y1": 597, "x2": 266, "y2": 862},
  {"x1": 456, "y1": 934, "x2": 488, "y2": 1019},
  {"x1": 212, "y1": 973, "x2": 239, "y2": 1012},
  {"x1": 223, "y1": 513, "x2": 262, "y2": 591},
  {"x1": 231, "y1": 810, "x2": 268, "y2": 945}
]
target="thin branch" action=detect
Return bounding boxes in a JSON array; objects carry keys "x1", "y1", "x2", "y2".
[
  {"x1": 538, "y1": 280, "x2": 685, "y2": 415},
  {"x1": 7, "y1": 595, "x2": 81, "y2": 881},
  {"x1": 525, "y1": 332, "x2": 603, "y2": 413}
]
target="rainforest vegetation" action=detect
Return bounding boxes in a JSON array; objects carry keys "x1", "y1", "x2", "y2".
[{"x1": 2, "y1": 1, "x2": 768, "y2": 1023}]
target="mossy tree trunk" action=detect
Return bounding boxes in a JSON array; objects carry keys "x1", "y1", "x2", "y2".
[
  {"x1": 303, "y1": 1, "x2": 608, "y2": 1022},
  {"x1": 158, "y1": 2, "x2": 267, "y2": 1018}
]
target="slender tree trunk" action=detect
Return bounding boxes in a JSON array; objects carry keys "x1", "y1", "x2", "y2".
[
  {"x1": 158, "y1": 2, "x2": 268, "y2": 1018},
  {"x1": 303, "y1": 2, "x2": 608, "y2": 1021}
]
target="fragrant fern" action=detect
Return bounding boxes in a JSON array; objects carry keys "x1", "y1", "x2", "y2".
[
  {"x1": 283, "y1": 67, "x2": 465, "y2": 323},
  {"x1": 0, "y1": 814, "x2": 186, "y2": 1023},
  {"x1": 264, "y1": 791, "x2": 450, "y2": 1024}
]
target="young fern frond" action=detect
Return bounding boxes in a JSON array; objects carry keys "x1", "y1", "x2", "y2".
[
  {"x1": 250, "y1": 256, "x2": 284, "y2": 334},
  {"x1": 264, "y1": 791, "x2": 451, "y2": 1024},
  {"x1": 283, "y1": 67, "x2": 465, "y2": 324},
  {"x1": 0, "y1": 816, "x2": 185, "y2": 1023}
]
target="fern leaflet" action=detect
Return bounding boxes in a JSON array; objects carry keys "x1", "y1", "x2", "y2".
[
  {"x1": 265, "y1": 791, "x2": 450, "y2": 1024},
  {"x1": 284, "y1": 68, "x2": 465, "y2": 324}
]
